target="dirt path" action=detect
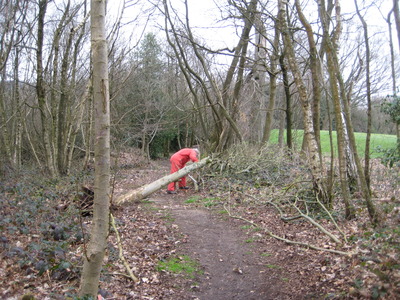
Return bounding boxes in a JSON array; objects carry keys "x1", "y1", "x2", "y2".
[
  {"x1": 112, "y1": 157, "x2": 331, "y2": 299},
  {"x1": 152, "y1": 193, "x2": 289, "y2": 300}
]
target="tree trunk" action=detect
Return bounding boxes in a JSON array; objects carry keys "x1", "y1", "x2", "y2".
[
  {"x1": 51, "y1": 1, "x2": 70, "y2": 174},
  {"x1": 386, "y1": 9, "x2": 400, "y2": 142},
  {"x1": 330, "y1": 1, "x2": 379, "y2": 225},
  {"x1": 13, "y1": 45, "x2": 22, "y2": 171},
  {"x1": 79, "y1": 0, "x2": 111, "y2": 297},
  {"x1": 0, "y1": 0, "x2": 19, "y2": 170},
  {"x1": 262, "y1": 16, "x2": 280, "y2": 144},
  {"x1": 279, "y1": 55, "x2": 293, "y2": 150},
  {"x1": 295, "y1": 0, "x2": 323, "y2": 160},
  {"x1": 325, "y1": 89, "x2": 335, "y2": 207},
  {"x1": 252, "y1": 10, "x2": 267, "y2": 142},
  {"x1": 339, "y1": 71, "x2": 380, "y2": 224},
  {"x1": 386, "y1": 10, "x2": 397, "y2": 95},
  {"x1": 279, "y1": 0, "x2": 327, "y2": 201},
  {"x1": 58, "y1": 22, "x2": 74, "y2": 174},
  {"x1": 83, "y1": 87, "x2": 94, "y2": 170},
  {"x1": 354, "y1": 0, "x2": 372, "y2": 188},
  {"x1": 116, "y1": 157, "x2": 211, "y2": 204},
  {"x1": 393, "y1": 0, "x2": 400, "y2": 51},
  {"x1": 278, "y1": 107, "x2": 286, "y2": 148},
  {"x1": 318, "y1": 0, "x2": 355, "y2": 218},
  {"x1": 0, "y1": 67, "x2": 13, "y2": 167},
  {"x1": 37, "y1": 0, "x2": 57, "y2": 177},
  {"x1": 66, "y1": 12, "x2": 89, "y2": 174},
  {"x1": 67, "y1": 81, "x2": 91, "y2": 174}
]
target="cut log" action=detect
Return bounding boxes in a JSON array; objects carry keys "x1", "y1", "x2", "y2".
[{"x1": 115, "y1": 156, "x2": 211, "y2": 204}]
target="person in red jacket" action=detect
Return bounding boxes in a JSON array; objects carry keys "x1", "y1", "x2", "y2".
[{"x1": 167, "y1": 147, "x2": 200, "y2": 194}]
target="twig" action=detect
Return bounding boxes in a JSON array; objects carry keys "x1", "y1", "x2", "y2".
[
  {"x1": 290, "y1": 198, "x2": 342, "y2": 245},
  {"x1": 266, "y1": 230, "x2": 353, "y2": 256},
  {"x1": 282, "y1": 180, "x2": 313, "y2": 194},
  {"x1": 315, "y1": 194, "x2": 348, "y2": 243},
  {"x1": 238, "y1": 191, "x2": 285, "y2": 217},
  {"x1": 103, "y1": 271, "x2": 137, "y2": 279},
  {"x1": 239, "y1": 191, "x2": 312, "y2": 223},
  {"x1": 238, "y1": 189, "x2": 343, "y2": 245},
  {"x1": 78, "y1": 206, "x2": 89, "y2": 262},
  {"x1": 223, "y1": 205, "x2": 354, "y2": 256},
  {"x1": 110, "y1": 213, "x2": 139, "y2": 283}
]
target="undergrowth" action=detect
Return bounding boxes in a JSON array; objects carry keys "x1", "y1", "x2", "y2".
[{"x1": 0, "y1": 170, "x2": 93, "y2": 294}]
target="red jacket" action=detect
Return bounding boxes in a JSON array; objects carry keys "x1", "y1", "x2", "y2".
[{"x1": 170, "y1": 148, "x2": 199, "y2": 167}]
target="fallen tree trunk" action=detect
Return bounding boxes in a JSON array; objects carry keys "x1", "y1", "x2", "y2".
[{"x1": 115, "y1": 156, "x2": 211, "y2": 204}]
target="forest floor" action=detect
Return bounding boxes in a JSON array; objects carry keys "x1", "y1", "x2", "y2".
[
  {"x1": 1, "y1": 150, "x2": 400, "y2": 299},
  {"x1": 105, "y1": 157, "x2": 343, "y2": 299}
]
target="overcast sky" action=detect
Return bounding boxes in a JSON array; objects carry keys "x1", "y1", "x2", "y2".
[{"x1": 111, "y1": 0, "x2": 394, "y2": 49}]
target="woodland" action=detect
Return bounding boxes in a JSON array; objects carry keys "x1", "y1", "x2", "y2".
[{"x1": 0, "y1": 0, "x2": 400, "y2": 299}]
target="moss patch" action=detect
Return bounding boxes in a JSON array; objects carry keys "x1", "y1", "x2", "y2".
[{"x1": 156, "y1": 255, "x2": 203, "y2": 278}]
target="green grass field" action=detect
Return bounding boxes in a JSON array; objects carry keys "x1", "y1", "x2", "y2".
[{"x1": 269, "y1": 129, "x2": 398, "y2": 158}]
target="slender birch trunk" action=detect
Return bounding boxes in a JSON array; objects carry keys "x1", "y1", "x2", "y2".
[
  {"x1": 279, "y1": 0, "x2": 327, "y2": 201},
  {"x1": 295, "y1": 0, "x2": 323, "y2": 161}
]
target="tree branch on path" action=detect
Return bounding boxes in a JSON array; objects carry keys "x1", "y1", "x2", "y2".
[{"x1": 110, "y1": 213, "x2": 139, "y2": 283}]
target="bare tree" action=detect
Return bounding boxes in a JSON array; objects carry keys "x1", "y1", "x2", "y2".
[
  {"x1": 279, "y1": 0, "x2": 328, "y2": 201},
  {"x1": 162, "y1": 0, "x2": 264, "y2": 152},
  {"x1": 318, "y1": 0, "x2": 381, "y2": 224}
]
